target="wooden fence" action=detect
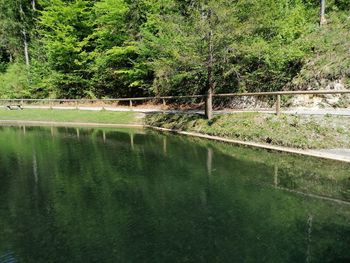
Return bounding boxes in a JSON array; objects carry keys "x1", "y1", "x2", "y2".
[{"x1": 1, "y1": 89, "x2": 350, "y2": 119}]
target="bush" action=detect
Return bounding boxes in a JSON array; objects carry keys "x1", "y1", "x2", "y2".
[{"x1": 0, "y1": 63, "x2": 30, "y2": 98}]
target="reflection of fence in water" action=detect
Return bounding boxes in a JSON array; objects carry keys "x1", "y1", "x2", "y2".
[
  {"x1": 7, "y1": 124, "x2": 350, "y2": 206},
  {"x1": 203, "y1": 143, "x2": 350, "y2": 206},
  {"x1": 272, "y1": 162, "x2": 350, "y2": 206}
]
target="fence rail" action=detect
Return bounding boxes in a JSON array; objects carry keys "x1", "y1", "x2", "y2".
[{"x1": 1, "y1": 89, "x2": 349, "y2": 118}]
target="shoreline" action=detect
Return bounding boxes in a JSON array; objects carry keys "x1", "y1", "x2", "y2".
[
  {"x1": 146, "y1": 126, "x2": 350, "y2": 163},
  {"x1": 1, "y1": 119, "x2": 349, "y2": 163}
]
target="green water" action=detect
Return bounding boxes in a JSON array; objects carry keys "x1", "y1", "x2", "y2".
[{"x1": 0, "y1": 126, "x2": 349, "y2": 263}]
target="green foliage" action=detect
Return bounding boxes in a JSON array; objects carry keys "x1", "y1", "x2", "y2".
[
  {"x1": 140, "y1": 0, "x2": 239, "y2": 95},
  {"x1": 140, "y1": 0, "x2": 316, "y2": 95},
  {"x1": 0, "y1": 63, "x2": 30, "y2": 98},
  {"x1": 89, "y1": 0, "x2": 152, "y2": 98},
  {"x1": 234, "y1": 0, "x2": 311, "y2": 92},
  {"x1": 291, "y1": 11, "x2": 350, "y2": 89},
  {"x1": 0, "y1": 0, "x2": 29, "y2": 62},
  {"x1": 0, "y1": 0, "x2": 349, "y2": 98},
  {"x1": 36, "y1": 0, "x2": 93, "y2": 98}
]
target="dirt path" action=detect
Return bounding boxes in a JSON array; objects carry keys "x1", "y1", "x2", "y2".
[{"x1": 313, "y1": 149, "x2": 350, "y2": 159}]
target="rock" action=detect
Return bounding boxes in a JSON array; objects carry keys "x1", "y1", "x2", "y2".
[
  {"x1": 229, "y1": 96, "x2": 269, "y2": 109},
  {"x1": 287, "y1": 79, "x2": 349, "y2": 109}
]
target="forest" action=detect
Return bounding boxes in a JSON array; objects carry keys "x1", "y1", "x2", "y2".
[{"x1": 0, "y1": 0, "x2": 349, "y2": 99}]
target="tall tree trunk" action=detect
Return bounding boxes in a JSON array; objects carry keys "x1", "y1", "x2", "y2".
[
  {"x1": 23, "y1": 29, "x2": 30, "y2": 67},
  {"x1": 32, "y1": 0, "x2": 36, "y2": 11},
  {"x1": 19, "y1": 1, "x2": 30, "y2": 66},
  {"x1": 205, "y1": 10, "x2": 214, "y2": 120},
  {"x1": 320, "y1": 0, "x2": 326, "y2": 26}
]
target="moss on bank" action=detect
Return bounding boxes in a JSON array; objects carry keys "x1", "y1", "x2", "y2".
[{"x1": 145, "y1": 112, "x2": 350, "y2": 149}]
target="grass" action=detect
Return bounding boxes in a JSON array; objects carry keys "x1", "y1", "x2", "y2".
[
  {"x1": 0, "y1": 108, "x2": 141, "y2": 124},
  {"x1": 145, "y1": 112, "x2": 350, "y2": 149}
]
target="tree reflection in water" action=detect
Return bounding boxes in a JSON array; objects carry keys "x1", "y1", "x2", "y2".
[{"x1": 0, "y1": 126, "x2": 349, "y2": 263}]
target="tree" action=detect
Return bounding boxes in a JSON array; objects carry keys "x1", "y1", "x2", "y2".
[
  {"x1": 1, "y1": 0, "x2": 347, "y2": 100},
  {"x1": 19, "y1": 0, "x2": 30, "y2": 66},
  {"x1": 320, "y1": 0, "x2": 326, "y2": 26},
  {"x1": 141, "y1": 0, "x2": 309, "y2": 119},
  {"x1": 38, "y1": 0, "x2": 93, "y2": 97},
  {"x1": 0, "y1": 0, "x2": 36, "y2": 97},
  {"x1": 88, "y1": 0, "x2": 151, "y2": 98},
  {"x1": 141, "y1": 0, "x2": 240, "y2": 119},
  {"x1": 0, "y1": 0, "x2": 34, "y2": 64}
]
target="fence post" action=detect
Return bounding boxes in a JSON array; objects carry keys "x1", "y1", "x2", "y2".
[
  {"x1": 205, "y1": 93, "x2": 213, "y2": 120},
  {"x1": 129, "y1": 100, "x2": 133, "y2": 109},
  {"x1": 162, "y1": 98, "x2": 166, "y2": 107},
  {"x1": 276, "y1": 95, "x2": 281, "y2": 116}
]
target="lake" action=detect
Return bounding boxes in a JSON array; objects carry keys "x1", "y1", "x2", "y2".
[{"x1": 0, "y1": 126, "x2": 349, "y2": 263}]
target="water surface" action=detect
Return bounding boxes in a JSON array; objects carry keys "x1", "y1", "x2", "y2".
[{"x1": 0, "y1": 126, "x2": 349, "y2": 263}]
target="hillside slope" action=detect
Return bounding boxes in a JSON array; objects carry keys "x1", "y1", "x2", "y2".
[{"x1": 290, "y1": 11, "x2": 350, "y2": 91}]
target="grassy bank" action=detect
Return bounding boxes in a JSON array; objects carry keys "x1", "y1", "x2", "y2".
[
  {"x1": 2, "y1": 109, "x2": 350, "y2": 150},
  {"x1": 0, "y1": 108, "x2": 140, "y2": 124},
  {"x1": 145, "y1": 113, "x2": 350, "y2": 149}
]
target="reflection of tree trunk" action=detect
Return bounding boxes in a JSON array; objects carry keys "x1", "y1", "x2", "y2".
[
  {"x1": 306, "y1": 214, "x2": 313, "y2": 263},
  {"x1": 201, "y1": 148, "x2": 213, "y2": 207},
  {"x1": 130, "y1": 133, "x2": 134, "y2": 150},
  {"x1": 163, "y1": 137, "x2": 167, "y2": 155},
  {"x1": 23, "y1": 125, "x2": 26, "y2": 135},
  {"x1": 207, "y1": 148, "x2": 213, "y2": 177},
  {"x1": 33, "y1": 152, "x2": 38, "y2": 183},
  {"x1": 274, "y1": 165, "x2": 278, "y2": 187},
  {"x1": 320, "y1": 0, "x2": 326, "y2": 26},
  {"x1": 103, "y1": 131, "x2": 106, "y2": 143},
  {"x1": 205, "y1": 147, "x2": 216, "y2": 257},
  {"x1": 32, "y1": 151, "x2": 39, "y2": 211},
  {"x1": 76, "y1": 128, "x2": 80, "y2": 139}
]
